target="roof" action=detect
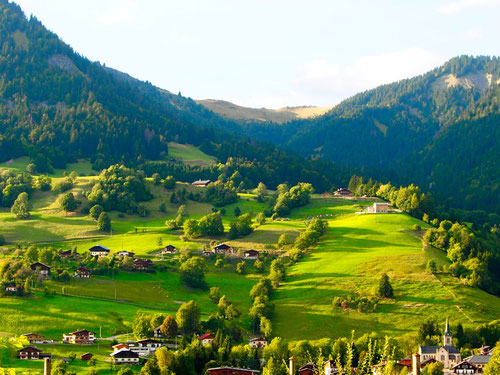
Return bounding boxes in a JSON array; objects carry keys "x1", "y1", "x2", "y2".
[
  {"x1": 374, "y1": 202, "x2": 389, "y2": 206},
  {"x1": 207, "y1": 367, "x2": 259, "y2": 374},
  {"x1": 420, "y1": 345, "x2": 460, "y2": 354},
  {"x1": 89, "y1": 245, "x2": 110, "y2": 252},
  {"x1": 244, "y1": 250, "x2": 259, "y2": 256},
  {"x1": 30, "y1": 262, "x2": 50, "y2": 270},
  {"x1": 299, "y1": 363, "x2": 318, "y2": 372},
  {"x1": 60, "y1": 249, "x2": 72, "y2": 255},
  {"x1": 466, "y1": 355, "x2": 492, "y2": 364},
  {"x1": 192, "y1": 179, "x2": 211, "y2": 185},
  {"x1": 81, "y1": 352, "x2": 93, "y2": 358},
  {"x1": 22, "y1": 333, "x2": 43, "y2": 337},
  {"x1": 213, "y1": 243, "x2": 231, "y2": 250},
  {"x1": 200, "y1": 333, "x2": 214, "y2": 340},
  {"x1": 249, "y1": 337, "x2": 266, "y2": 342},
  {"x1": 136, "y1": 339, "x2": 162, "y2": 344},
  {"x1": 452, "y1": 361, "x2": 478, "y2": 370},
  {"x1": 75, "y1": 267, "x2": 90, "y2": 272},
  {"x1": 68, "y1": 329, "x2": 94, "y2": 335},
  {"x1": 110, "y1": 349, "x2": 139, "y2": 358},
  {"x1": 18, "y1": 346, "x2": 41, "y2": 353},
  {"x1": 165, "y1": 244, "x2": 176, "y2": 250}
]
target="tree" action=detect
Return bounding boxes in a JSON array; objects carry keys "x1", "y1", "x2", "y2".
[
  {"x1": 60, "y1": 192, "x2": 80, "y2": 212},
  {"x1": 97, "y1": 212, "x2": 111, "y2": 232},
  {"x1": 236, "y1": 261, "x2": 246, "y2": 274},
  {"x1": 0, "y1": 234, "x2": 5, "y2": 246},
  {"x1": 176, "y1": 300, "x2": 201, "y2": 334},
  {"x1": 11, "y1": 192, "x2": 30, "y2": 219},
  {"x1": 255, "y1": 212, "x2": 266, "y2": 226},
  {"x1": 159, "y1": 202, "x2": 167, "y2": 212},
  {"x1": 422, "y1": 362, "x2": 444, "y2": 375},
  {"x1": 156, "y1": 237, "x2": 163, "y2": 248},
  {"x1": 254, "y1": 259, "x2": 264, "y2": 273},
  {"x1": 260, "y1": 316, "x2": 272, "y2": 337},
  {"x1": 378, "y1": 273, "x2": 393, "y2": 298},
  {"x1": 234, "y1": 207, "x2": 241, "y2": 217},
  {"x1": 254, "y1": 182, "x2": 267, "y2": 202},
  {"x1": 278, "y1": 233, "x2": 291, "y2": 248},
  {"x1": 179, "y1": 257, "x2": 207, "y2": 288},
  {"x1": 215, "y1": 258, "x2": 224, "y2": 268},
  {"x1": 426, "y1": 260, "x2": 437, "y2": 273},
  {"x1": 89, "y1": 204, "x2": 104, "y2": 220},
  {"x1": 163, "y1": 176, "x2": 176, "y2": 190},
  {"x1": 209, "y1": 287, "x2": 221, "y2": 303},
  {"x1": 133, "y1": 313, "x2": 152, "y2": 339},
  {"x1": 117, "y1": 367, "x2": 134, "y2": 375},
  {"x1": 160, "y1": 316, "x2": 178, "y2": 338},
  {"x1": 152, "y1": 173, "x2": 161, "y2": 185},
  {"x1": 484, "y1": 341, "x2": 500, "y2": 375}
]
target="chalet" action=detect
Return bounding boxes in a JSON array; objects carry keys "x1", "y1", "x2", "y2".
[
  {"x1": 30, "y1": 262, "x2": 51, "y2": 276},
  {"x1": 63, "y1": 329, "x2": 95, "y2": 344},
  {"x1": 203, "y1": 250, "x2": 214, "y2": 257},
  {"x1": 243, "y1": 250, "x2": 259, "y2": 260},
  {"x1": 74, "y1": 267, "x2": 91, "y2": 279},
  {"x1": 160, "y1": 245, "x2": 177, "y2": 254},
  {"x1": 18, "y1": 346, "x2": 41, "y2": 360},
  {"x1": 465, "y1": 355, "x2": 492, "y2": 373},
  {"x1": 110, "y1": 349, "x2": 140, "y2": 364},
  {"x1": 5, "y1": 284, "x2": 22, "y2": 294},
  {"x1": 452, "y1": 361, "x2": 479, "y2": 374},
  {"x1": 206, "y1": 367, "x2": 260, "y2": 375},
  {"x1": 333, "y1": 188, "x2": 353, "y2": 197},
  {"x1": 248, "y1": 337, "x2": 267, "y2": 348},
  {"x1": 60, "y1": 249, "x2": 73, "y2": 258},
  {"x1": 298, "y1": 362, "x2": 318, "y2": 375},
  {"x1": 112, "y1": 343, "x2": 130, "y2": 352},
  {"x1": 134, "y1": 258, "x2": 153, "y2": 270},
  {"x1": 419, "y1": 319, "x2": 461, "y2": 369},
  {"x1": 153, "y1": 326, "x2": 163, "y2": 338},
  {"x1": 117, "y1": 251, "x2": 135, "y2": 258},
  {"x1": 21, "y1": 333, "x2": 45, "y2": 344},
  {"x1": 80, "y1": 353, "x2": 93, "y2": 361},
  {"x1": 200, "y1": 333, "x2": 214, "y2": 345},
  {"x1": 89, "y1": 245, "x2": 110, "y2": 257},
  {"x1": 213, "y1": 243, "x2": 233, "y2": 255},
  {"x1": 135, "y1": 339, "x2": 163, "y2": 349},
  {"x1": 192, "y1": 179, "x2": 211, "y2": 187}
]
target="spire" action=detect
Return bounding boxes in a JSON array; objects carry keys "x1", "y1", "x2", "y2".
[{"x1": 445, "y1": 317, "x2": 450, "y2": 335}]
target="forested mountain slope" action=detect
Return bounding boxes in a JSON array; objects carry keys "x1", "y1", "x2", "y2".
[{"x1": 233, "y1": 56, "x2": 500, "y2": 212}]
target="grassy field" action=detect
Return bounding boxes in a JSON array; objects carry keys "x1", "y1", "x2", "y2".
[
  {"x1": 0, "y1": 157, "x2": 96, "y2": 177},
  {"x1": 167, "y1": 142, "x2": 217, "y2": 166}
]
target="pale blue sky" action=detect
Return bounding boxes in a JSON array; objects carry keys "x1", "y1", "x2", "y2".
[{"x1": 13, "y1": 0, "x2": 500, "y2": 108}]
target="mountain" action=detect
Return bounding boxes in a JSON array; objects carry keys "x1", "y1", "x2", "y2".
[
  {"x1": 230, "y1": 56, "x2": 500, "y2": 212},
  {"x1": 196, "y1": 99, "x2": 332, "y2": 124}
]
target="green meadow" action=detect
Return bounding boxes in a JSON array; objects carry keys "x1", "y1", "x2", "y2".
[{"x1": 167, "y1": 142, "x2": 218, "y2": 166}]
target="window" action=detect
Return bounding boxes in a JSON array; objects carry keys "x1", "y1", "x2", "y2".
[{"x1": 441, "y1": 355, "x2": 445, "y2": 361}]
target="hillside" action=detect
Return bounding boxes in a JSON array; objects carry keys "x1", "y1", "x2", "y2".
[
  {"x1": 233, "y1": 56, "x2": 500, "y2": 212},
  {"x1": 196, "y1": 99, "x2": 332, "y2": 124}
]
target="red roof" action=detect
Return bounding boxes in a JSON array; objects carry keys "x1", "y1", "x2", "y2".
[{"x1": 200, "y1": 333, "x2": 214, "y2": 340}]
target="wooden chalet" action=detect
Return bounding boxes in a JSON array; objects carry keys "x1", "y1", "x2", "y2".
[
  {"x1": 135, "y1": 339, "x2": 163, "y2": 349},
  {"x1": 333, "y1": 188, "x2": 353, "y2": 197},
  {"x1": 199, "y1": 333, "x2": 214, "y2": 345},
  {"x1": 192, "y1": 179, "x2": 211, "y2": 187},
  {"x1": 207, "y1": 367, "x2": 259, "y2": 375},
  {"x1": 74, "y1": 267, "x2": 91, "y2": 278},
  {"x1": 212, "y1": 243, "x2": 233, "y2": 255},
  {"x1": 63, "y1": 329, "x2": 95, "y2": 344},
  {"x1": 30, "y1": 262, "x2": 51, "y2": 276},
  {"x1": 465, "y1": 355, "x2": 492, "y2": 373},
  {"x1": 160, "y1": 245, "x2": 177, "y2": 254},
  {"x1": 59, "y1": 249, "x2": 73, "y2": 258},
  {"x1": 452, "y1": 361, "x2": 478, "y2": 374},
  {"x1": 89, "y1": 245, "x2": 110, "y2": 257},
  {"x1": 248, "y1": 337, "x2": 267, "y2": 348},
  {"x1": 17, "y1": 346, "x2": 42, "y2": 360},
  {"x1": 243, "y1": 250, "x2": 259, "y2": 260},
  {"x1": 134, "y1": 258, "x2": 153, "y2": 270},
  {"x1": 110, "y1": 349, "x2": 140, "y2": 364},
  {"x1": 80, "y1": 353, "x2": 93, "y2": 361},
  {"x1": 21, "y1": 333, "x2": 45, "y2": 344},
  {"x1": 298, "y1": 363, "x2": 318, "y2": 375}
]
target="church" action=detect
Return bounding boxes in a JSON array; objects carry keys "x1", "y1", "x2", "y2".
[{"x1": 419, "y1": 318, "x2": 461, "y2": 369}]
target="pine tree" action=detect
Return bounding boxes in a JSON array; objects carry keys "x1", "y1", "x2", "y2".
[{"x1": 378, "y1": 274, "x2": 394, "y2": 298}]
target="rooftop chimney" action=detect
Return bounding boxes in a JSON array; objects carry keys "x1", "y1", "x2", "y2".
[
  {"x1": 44, "y1": 357, "x2": 51, "y2": 375},
  {"x1": 412, "y1": 353, "x2": 420, "y2": 375},
  {"x1": 289, "y1": 356, "x2": 295, "y2": 375}
]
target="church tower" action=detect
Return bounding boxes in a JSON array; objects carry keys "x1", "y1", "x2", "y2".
[{"x1": 443, "y1": 317, "x2": 452, "y2": 346}]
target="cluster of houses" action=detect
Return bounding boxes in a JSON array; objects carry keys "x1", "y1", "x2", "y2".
[{"x1": 202, "y1": 243, "x2": 260, "y2": 260}]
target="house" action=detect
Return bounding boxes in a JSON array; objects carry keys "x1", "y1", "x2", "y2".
[
  {"x1": 117, "y1": 251, "x2": 135, "y2": 258},
  {"x1": 200, "y1": 333, "x2": 214, "y2": 345},
  {"x1": 465, "y1": 355, "x2": 492, "y2": 373},
  {"x1": 206, "y1": 367, "x2": 260, "y2": 375},
  {"x1": 60, "y1": 249, "x2": 73, "y2": 258},
  {"x1": 134, "y1": 258, "x2": 153, "y2": 270},
  {"x1": 243, "y1": 250, "x2": 259, "y2": 260},
  {"x1": 192, "y1": 179, "x2": 211, "y2": 187},
  {"x1": 160, "y1": 245, "x2": 177, "y2": 254},
  {"x1": 298, "y1": 362, "x2": 318, "y2": 375},
  {"x1": 419, "y1": 318, "x2": 461, "y2": 369},
  {"x1": 21, "y1": 333, "x2": 45, "y2": 344},
  {"x1": 153, "y1": 326, "x2": 164, "y2": 338},
  {"x1": 324, "y1": 360, "x2": 338, "y2": 375},
  {"x1": 89, "y1": 245, "x2": 110, "y2": 257},
  {"x1": 74, "y1": 267, "x2": 91, "y2": 278},
  {"x1": 30, "y1": 262, "x2": 51, "y2": 276},
  {"x1": 110, "y1": 349, "x2": 140, "y2": 364},
  {"x1": 213, "y1": 243, "x2": 233, "y2": 255},
  {"x1": 333, "y1": 188, "x2": 353, "y2": 197},
  {"x1": 452, "y1": 361, "x2": 479, "y2": 374},
  {"x1": 478, "y1": 346, "x2": 493, "y2": 355},
  {"x1": 5, "y1": 284, "x2": 22, "y2": 294},
  {"x1": 136, "y1": 339, "x2": 163, "y2": 350},
  {"x1": 18, "y1": 346, "x2": 42, "y2": 360},
  {"x1": 248, "y1": 337, "x2": 267, "y2": 348},
  {"x1": 112, "y1": 343, "x2": 130, "y2": 352},
  {"x1": 63, "y1": 329, "x2": 95, "y2": 344},
  {"x1": 368, "y1": 202, "x2": 389, "y2": 213},
  {"x1": 80, "y1": 353, "x2": 93, "y2": 361}
]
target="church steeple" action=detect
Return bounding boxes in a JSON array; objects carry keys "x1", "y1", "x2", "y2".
[{"x1": 444, "y1": 317, "x2": 452, "y2": 346}]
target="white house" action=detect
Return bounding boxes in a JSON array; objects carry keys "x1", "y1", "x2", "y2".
[
  {"x1": 200, "y1": 333, "x2": 214, "y2": 345},
  {"x1": 110, "y1": 349, "x2": 140, "y2": 364},
  {"x1": 248, "y1": 338, "x2": 267, "y2": 348}
]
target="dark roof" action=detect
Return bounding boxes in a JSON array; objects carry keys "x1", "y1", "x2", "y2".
[
  {"x1": 420, "y1": 345, "x2": 460, "y2": 354},
  {"x1": 249, "y1": 337, "x2": 266, "y2": 342},
  {"x1": 60, "y1": 249, "x2": 72, "y2": 256},
  {"x1": 89, "y1": 245, "x2": 110, "y2": 252},
  {"x1": 452, "y1": 361, "x2": 478, "y2": 370},
  {"x1": 30, "y1": 262, "x2": 50, "y2": 270},
  {"x1": 207, "y1": 367, "x2": 259, "y2": 374},
  {"x1": 213, "y1": 243, "x2": 231, "y2": 250},
  {"x1": 466, "y1": 355, "x2": 492, "y2": 364},
  {"x1": 165, "y1": 245, "x2": 176, "y2": 250},
  {"x1": 244, "y1": 250, "x2": 259, "y2": 256},
  {"x1": 75, "y1": 267, "x2": 90, "y2": 273},
  {"x1": 18, "y1": 346, "x2": 41, "y2": 353},
  {"x1": 299, "y1": 363, "x2": 318, "y2": 372},
  {"x1": 69, "y1": 329, "x2": 94, "y2": 335},
  {"x1": 136, "y1": 339, "x2": 162, "y2": 344},
  {"x1": 111, "y1": 349, "x2": 139, "y2": 358},
  {"x1": 443, "y1": 345, "x2": 460, "y2": 354}
]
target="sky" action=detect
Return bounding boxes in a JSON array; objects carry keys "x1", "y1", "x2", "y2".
[{"x1": 12, "y1": 0, "x2": 500, "y2": 108}]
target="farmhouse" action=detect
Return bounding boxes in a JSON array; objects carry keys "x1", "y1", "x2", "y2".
[
  {"x1": 74, "y1": 267, "x2": 91, "y2": 278},
  {"x1": 117, "y1": 251, "x2": 135, "y2": 258},
  {"x1": 243, "y1": 250, "x2": 259, "y2": 260},
  {"x1": 367, "y1": 202, "x2": 389, "y2": 213},
  {"x1": 160, "y1": 245, "x2": 177, "y2": 254},
  {"x1": 59, "y1": 249, "x2": 72, "y2": 258},
  {"x1": 134, "y1": 258, "x2": 153, "y2": 270},
  {"x1": 333, "y1": 188, "x2": 353, "y2": 197},
  {"x1": 192, "y1": 179, "x2": 211, "y2": 187},
  {"x1": 89, "y1": 245, "x2": 110, "y2": 257},
  {"x1": 199, "y1": 333, "x2": 214, "y2": 345},
  {"x1": 21, "y1": 333, "x2": 45, "y2": 344},
  {"x1": 110, "y1": 349, "x2": 140, "y2": 364},
  {"x1": 451, "y1": 361, "x2": 478, "y2": 374},
  {"x1": 248, "y1": 337, "x2": 267, "y2": 348},
  {"x1": 17, "y1": 346, "x2": 41, "y2": 360},
  {"x1": 30, "y1": 262, "x2": 50, "y2": 276},
  {"x1": 80, "y1": 353, "x2": 93, "y2": 361},
  {"x1": 213, "y1": 243, "x2": 233, "y2": 255},
  {"x1": 63, "y1": 329, "x2": 95, "y2": 344},
  {"x1": 129, "y1": 339, "x2": 164, "y2": 355},
  {"x1": 419, "y1": 319, "x2": 461, "y2": 369},
  {"x1": 206, "y1": 367, "x2": 260, "y2": 375}
]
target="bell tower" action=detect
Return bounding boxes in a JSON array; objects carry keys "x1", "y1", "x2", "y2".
[{"x1": 443, "y1": 317, "x2": 452, "y2": 346}]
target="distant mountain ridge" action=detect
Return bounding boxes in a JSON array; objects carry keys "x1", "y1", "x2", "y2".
[{"x1": 196, "y1": 99, "x2": 332, "y2": 124}]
